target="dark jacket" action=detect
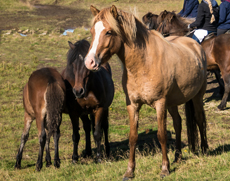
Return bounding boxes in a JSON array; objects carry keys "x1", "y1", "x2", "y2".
[
  {"x1": 190, "y1": 1, "x2": 219, "y2": 32},
  {"x1": 179, "y1": 0, "x2": 199, "y2": 18},
  {"x1": 218, "y1": 0, "x2": 230, "y2": 30}
]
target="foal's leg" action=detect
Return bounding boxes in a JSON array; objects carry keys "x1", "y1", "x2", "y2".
[
  {"x1": 36, "y1": 115, "x2": 46, "y2": 171},
  {"x1": 15, "y1": 112, "x2": 33, "y2": 169},
  {"x1": 168, "y1": 106, "x2": 182, "y2": 162},
  {"x1": 53, "y1": 125, "x2": 61, "y2": 168},
  {"x1": 123, "y1": 103, "x2": 141, "y2": 180},
  {"x1": 81, "y1": 115, "x2": 92, "y2": 157},
  {"x1": 155, "y1": 99, "x2": 169, "y2": 177},
  {"x1": 93, "y1": 107, "x2": 104, "y2": 162},
  {"x1": 69, "y1": 112, "x2": 80, "y2": 163},
  {"x1": 218, "y1": 73, "x2": 230, "y2": 110},
  {"x1": 45, "y1": 129, "x2": 52, "y2": 167},
  {"x1": 102, "y1": 109, "x2": 110, "y2": 158}
]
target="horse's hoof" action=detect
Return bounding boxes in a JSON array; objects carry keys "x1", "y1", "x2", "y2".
[
  {"x1": 54, "y1": 160, "x2": 60, "y2": 168},
  {"x1": 14, "y1": 164, "x2": 21, "y2": 169},
  {"x1": 97, "y1": 158, "x2": 102, "y2": 163},
  {"x1": 46, "y1": 161, "x2": 52, "y2": 167},
  {"x1": 72, "y1": 159, "x2": 78, "y2": 164},
  {"x1": 217, "y1": 104, "x2": 225, "y2": 111},
  {"x1": 36, "y1": 166, "x2": 42, "y2": 172},
  {"x1": 160, "y1": 170, "x2": 170, "y2": 178}
]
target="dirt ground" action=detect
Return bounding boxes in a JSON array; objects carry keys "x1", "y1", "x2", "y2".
[{"x1": 0, "y1": 4, "x2": 92, "y2": 30}]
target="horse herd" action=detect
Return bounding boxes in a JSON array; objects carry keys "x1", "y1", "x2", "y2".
[{"x1": 14, "y1": 5, "x2": 230, "y2": 180}]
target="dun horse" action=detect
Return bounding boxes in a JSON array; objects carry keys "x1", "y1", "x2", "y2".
[
  {"x1": 62, "y1": 39, "x2": 114, "y2": 162},
  {"x1": 84, "y1": 5, "x2": 208, "y2": 179},
  {"x1": 15, "y1": 67, "x2": 66, "y2": 171},
  {"x1": 143, "y1": 10, "x2": 230, "y2": 110}
]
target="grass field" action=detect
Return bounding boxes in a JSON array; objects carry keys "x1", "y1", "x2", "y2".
[{"x1": 1, "y1": 0, "x2": 230, "y2": 180}]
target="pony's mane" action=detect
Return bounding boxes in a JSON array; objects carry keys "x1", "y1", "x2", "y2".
[
  {"x1": 158, "y1": 10, "x2": 194, "y2": 26},
  {"x1": 92, "y1": 7, "x2": 149, "y2": 45},
  {"x1": 67, "y1": 39, "x2": 90, "y2": 65}
]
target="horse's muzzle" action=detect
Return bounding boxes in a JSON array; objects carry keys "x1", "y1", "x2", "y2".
[{"x1": 73, "y1": 87, "x2": 85, "y2": 98}]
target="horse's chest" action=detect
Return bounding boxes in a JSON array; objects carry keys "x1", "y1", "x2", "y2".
[
  {"x1": 125, "y1": 77, "x2": 163, "y2": 104},
  {"x1": 77, "y1": 94, "x2": 100, "y2": 114}
]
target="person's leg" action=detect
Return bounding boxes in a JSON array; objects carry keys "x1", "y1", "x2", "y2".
[{"x1": 217, "y1": 29, "x2": 227, "y2": 36}]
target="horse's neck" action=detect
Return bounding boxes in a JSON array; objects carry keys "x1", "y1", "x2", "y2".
[{"x1": 117, "y1": 34, "x2": 162, "y2": 77}]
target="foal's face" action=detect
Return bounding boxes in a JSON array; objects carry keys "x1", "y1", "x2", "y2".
[
  {"x1": 84, "y1": 6, "x2": 122, "y2": 71},
  {"x1": 72, "y1": 54, "x2": 90, "y2": 98}
]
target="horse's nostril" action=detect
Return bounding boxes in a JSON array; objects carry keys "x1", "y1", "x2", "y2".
[{"x1": 73, "y1": 88, "x2": 84, "y2": 98}]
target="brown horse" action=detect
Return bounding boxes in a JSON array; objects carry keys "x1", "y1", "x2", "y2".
[
  {"x1": 62, "y1": 39, "x2": 114, "y2": 163},
  {"x1": 15, "y1": 67, "x2": 66, "y2": 171},
  {"x1": 84, "y1": 5, "x2": 208, "y2": 179},
  {"x1": 143, "y1": 10, "x2": 230, "y2": 110}
]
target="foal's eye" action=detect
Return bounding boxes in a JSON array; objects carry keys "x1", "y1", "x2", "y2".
[{"x1": 106, "y1": 31, "x2": 112, "y2": 36}]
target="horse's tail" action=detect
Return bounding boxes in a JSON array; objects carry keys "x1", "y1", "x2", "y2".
[
  {"x1": 185, "y1": 99, "x2": 198, "y2": 153},
  {"x1": 46, "y1": 82, "x2": 65, "y2": 134}
]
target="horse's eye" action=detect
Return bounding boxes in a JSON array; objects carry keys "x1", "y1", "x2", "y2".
[{"x1": 106, "y1": 31, "x2": 112, "y2": 36}]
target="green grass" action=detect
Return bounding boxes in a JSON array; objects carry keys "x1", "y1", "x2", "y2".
[{"x1": 0, "y1": 0, "x2": 230, "y2": 180}]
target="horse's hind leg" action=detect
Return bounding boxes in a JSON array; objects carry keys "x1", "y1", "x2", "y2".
[
  {"x1": 168, "y1": 106, "x2": 182, "y2": 162},
  {"x1": 36, "y1": 114, "x2": 46, "y2": 171},
  {"x1": 53, "y1": 123, "x2": 61, "y2": 168},
  {"x1": 81, "y1": 115, "x2": 92, "y2": 157},
  {"x1": 192, "y1": 88, "x2": 208, "y2": 154},
  {"x1": 15, "y1": 112, "x2": 33, "y2": 169},
  {"x1": 102, "y1": 109, "x2": 110, "y2": 158},
  {"x1": 213, "y1": 69, "x2": 224, "y2": 95},
  {"x1": 45, "y1": 129, "x2": 52, "y2": 167},
  {"x1": 218, "y1": 73, "x2": 230, "y2": 110}
]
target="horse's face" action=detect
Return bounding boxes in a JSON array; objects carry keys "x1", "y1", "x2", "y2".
[
  {"x1": 142, "y1": 12, "x2": 158, "y2": 30},
  {"x1": 68, "y1": 42, "x2": 90, "y2": 98},
  {"x1": 84, "y1": 5, "x2": 122, "y2": 71}
]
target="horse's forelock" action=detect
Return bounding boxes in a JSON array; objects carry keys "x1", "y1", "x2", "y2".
[{"x1": 92, "y1": 7, "x2": 148, "y2": 45}]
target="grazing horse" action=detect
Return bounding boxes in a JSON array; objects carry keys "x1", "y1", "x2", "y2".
[
  {"x1": 84, "y1": 5, "x2": 208, "y2": 179},
  {"x1": 62, "y1": 39, "x2": 114, "y2": 162},
  {"x1": 143, "y1": 10, "x2": 230, "y2": 110},
  {"x1": 15, "y1": 67, "x2": 66, "y2": 171}
]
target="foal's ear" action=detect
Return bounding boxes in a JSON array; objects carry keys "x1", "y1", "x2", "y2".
[
  {"x1": 110, "y1": 5, "x2": 118, "y2": 20},
  {"x1": 68, "y1": 41, "x2": 75, "y2": 50},
  {"x1": 90, "y1": 5, "x2": 100, "y2": 16}
]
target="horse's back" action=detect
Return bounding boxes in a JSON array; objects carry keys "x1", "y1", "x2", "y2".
[{"x1": 159, "y1": 36, "x2": 207, "y2": 106}]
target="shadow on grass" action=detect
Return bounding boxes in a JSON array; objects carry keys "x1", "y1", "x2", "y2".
[
  {"x1": 209, "y1": 144, "x2": 230, "y2": 156},
  {"x1": 81, "y1": 129, "x2": 187, "y2": 163}
]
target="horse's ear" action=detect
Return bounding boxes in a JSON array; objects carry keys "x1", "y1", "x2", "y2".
[
  {"x1": 110, "y1": 5, "x2": 118, "y2": 20},
  {"x1": 68, "y1": 41, "x2": 75, "y2": 50},
  {"x1": 90, "y1": 5, "x2": 100, "y2": 16},
  {"x1": 79, "y1": 54, "x2": 83, "y2": 60}
]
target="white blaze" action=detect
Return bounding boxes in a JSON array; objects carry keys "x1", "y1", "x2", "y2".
[{"x1": 87, "y1": 21, "x2": 105, "y2": 57}]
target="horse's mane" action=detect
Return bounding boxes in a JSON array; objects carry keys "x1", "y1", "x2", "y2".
[
  {"x1": 67, "y1": 39, "x2": 90, "y2": 65},
  {"x1": 92, "y1": 7, "x2": 149, "y2": 45},
  {"x1": 158, "y1": 10, "x2": 194, "y2": 27},
  {"x1": 157, "y1": 10, "x2": 195, "y2": 36}
]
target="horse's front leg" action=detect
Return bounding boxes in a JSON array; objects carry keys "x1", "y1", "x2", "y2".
[
  {"x1": 81, "y1": 115, "x2": 92, "y2": 157},
  {"x1": 123, "y1": 103, "x2": 141, "y2": 180},
  {"x1": 93, "y1": 107, "x2": 104, "y2": 162},
  {"x1": 156, "y1": 99, "x2": 169, "y2": 177}
]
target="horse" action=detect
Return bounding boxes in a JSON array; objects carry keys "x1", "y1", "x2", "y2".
[
  {"x1": 143, "y1": 10, "x2": 230, "y2": 110},
  {"x1": 15, "y1": 67, "x2": 66, "y2": 171},
  {"x1": 142, "y1": 12, "x2": 159, "y2": 30},
  {"x1": 62, "y1": 39, "x2": 114, "y2": 163},
  {"x1": 84, "y1": 5, "x2": 208, "y2": 179}
]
